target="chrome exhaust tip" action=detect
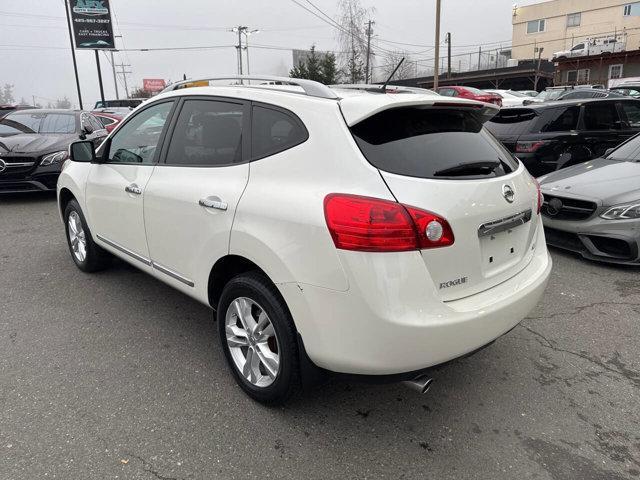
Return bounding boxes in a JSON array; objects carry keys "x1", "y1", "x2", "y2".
[{"x1": 402, "y1": 375, "x2": 433, "y2": 395}]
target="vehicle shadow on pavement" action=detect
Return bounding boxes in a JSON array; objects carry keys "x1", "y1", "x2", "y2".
[{"x1": 0, "y1": 192, "x2": 57, "y2": 204}]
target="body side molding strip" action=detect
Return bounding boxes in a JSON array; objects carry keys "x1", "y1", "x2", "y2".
[{"x1": 96, "y1": 234, "x2": 152, "y2": 266}]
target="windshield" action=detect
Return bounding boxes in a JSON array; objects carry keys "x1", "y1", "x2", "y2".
[
  {"x1": 606, "y1": 134, "x2": 640, "y2": 161},
  {"x1": 350, "y1": 106, "x2": 517, "y2": 179},
  {"x1": 612, "y1": 87, "x2": 640, "y2": 98},
  {"x1": 536, "y1": 90, "x2": 564, "y2": 101},
  {"x1": 0, "y1": 112, "x2": 77, "y2": 135}
]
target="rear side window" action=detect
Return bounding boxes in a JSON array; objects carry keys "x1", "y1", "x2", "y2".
[
  {"x1": 485, "y1": 108, "x2": 538, "y2": 136},
  {"x1": 351, "y1": 107, "x2": 518, "y2": 179},
  {"x1": 96, "y1": 116, "x2": 116, "y2": 127},
  {"x1": 583, "y1": 102, "x2": 620, "y2": 130},
  {"x1": 540, "y1": 106, "x2": 580, "y2": 132},
  {"x1": 166, "y1": 99, "x2": 244, "y2": 166},
  {"x1": 251, "y1": 105, "x2": 308, "y2": 159}
]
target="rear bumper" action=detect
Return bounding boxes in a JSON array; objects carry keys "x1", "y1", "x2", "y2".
[
  {"x1": 543, "y1": 215, "x2": 640, "y2": 265},
  {"x1": 279, "y1": 225, "x2": 551, "y2": 375}
]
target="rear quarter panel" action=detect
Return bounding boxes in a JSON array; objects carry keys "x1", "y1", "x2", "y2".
[{"x1": 230, "y1": 102, "x2": 393, "y2": 291}]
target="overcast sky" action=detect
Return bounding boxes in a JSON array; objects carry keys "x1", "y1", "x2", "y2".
[{"x1": 0, "y1": 0, "x2": 540, "y2": 108}]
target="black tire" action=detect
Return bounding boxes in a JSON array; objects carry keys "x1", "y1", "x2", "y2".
[
  {"x1": 217, "y1": 272, "x2": 300, "y2": 405},
  {"x1": 63, "y1": 199, "x2": 111, "y2": 273}
]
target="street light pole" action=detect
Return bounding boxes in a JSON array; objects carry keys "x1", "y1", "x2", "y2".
[
  {"x1": 433, "y1": 0, "x2": 441, "y2": 89},
  {"x1": 242, "y1": 29, "x2": 259, "y2": 76}
]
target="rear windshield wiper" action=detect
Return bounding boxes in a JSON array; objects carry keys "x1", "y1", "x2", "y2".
[{"x1": 433, "y1": 160, "x2": 502, "y2": 177}]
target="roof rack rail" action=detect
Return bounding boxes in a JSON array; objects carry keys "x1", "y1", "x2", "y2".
[
  {"x1": 330, "y1": 84, "x2": 433, "y2": 94},
  {"x1": 160, "y1": 75, "x2": 339, "y2": 100}
]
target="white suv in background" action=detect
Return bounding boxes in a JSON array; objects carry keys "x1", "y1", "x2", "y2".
[{"x1": 58, "y1": 76, "x2": 551, "y2": 404}]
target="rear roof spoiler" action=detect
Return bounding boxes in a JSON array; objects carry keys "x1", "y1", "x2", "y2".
[{"x1": 340, "y1": 96, "x2": 499, "y2": 126}]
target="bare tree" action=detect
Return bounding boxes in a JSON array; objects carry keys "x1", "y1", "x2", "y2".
[
  {"x1": 378, "y1": 51, "x2": 415, "y2": 82},
  {"x1": 336, "y1": 0, "x2": 373, "y2": 83}
]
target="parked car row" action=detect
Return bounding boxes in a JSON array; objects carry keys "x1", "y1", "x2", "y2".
[{"x1": 3, "y1": 78, "x2": 638, "y2": 405}]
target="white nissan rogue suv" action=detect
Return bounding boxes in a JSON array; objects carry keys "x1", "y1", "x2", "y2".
[{"x1": 57, "y1": 76, "x2": 551, "y2": 404}]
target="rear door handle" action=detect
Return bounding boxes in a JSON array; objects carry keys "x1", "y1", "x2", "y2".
[
  {"x1": 125, "y1": 183, "x2": 142, "y2": 195},
  {"x1": 199, "y1": 196, "x2": 228, "y2": 211}
]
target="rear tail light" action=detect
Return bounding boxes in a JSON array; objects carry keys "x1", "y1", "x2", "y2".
[
  {"x1": 323, "y1": 194, "x2": 454, "y2": 252},
  {"x1": 533, "y1": 178, "x2": 543, "y2": 214},
  {"x1": 516, "y1": 140, "x2": 548, "y2": 153}
]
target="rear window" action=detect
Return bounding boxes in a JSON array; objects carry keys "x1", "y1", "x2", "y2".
[
  {"x1": 351, "y1": 107, "x2": 518, "y2": 179},
  {"x1": 485, "y1": 108, "x2": 538, "y2": 136}
]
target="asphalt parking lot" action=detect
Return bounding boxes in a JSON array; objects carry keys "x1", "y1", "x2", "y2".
[{"x1": 1, "y1": 193, "x2": 639, "y2": 480}]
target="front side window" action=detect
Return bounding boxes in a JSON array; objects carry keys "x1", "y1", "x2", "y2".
[
  {"x1": 583, "y1": 103, "x2": 621, "y2": 131},
  {"x1": 251, "y1": 106, "x2": 307, "y2": 159},
  {"x1": 107, "y1": 101, "x2": 173, "y2": 164},
  {"x1": 620, "y1": 102, "x2": 640, "y2": 128},
  {"x1": 527, "y1": 19, "x2": 545, "y2": 34},
  {"x1": 571, "y1": 43, "x2": 585, "y2": 51},
  {"x1": 165, "y1": 99, "x2": 243, "y2": 166},
  {"x1": 567, "y1": 12, "x2": 581, "y2": 27}
]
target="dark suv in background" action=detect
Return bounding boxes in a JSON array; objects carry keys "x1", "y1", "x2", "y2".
[{"x1": 486, "y1": 98, "x2": 640, "y2": 177}]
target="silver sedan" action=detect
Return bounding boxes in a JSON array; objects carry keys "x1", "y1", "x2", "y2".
[{"x1": 538, "y1": 136, "x2": 640, "y2": 265}]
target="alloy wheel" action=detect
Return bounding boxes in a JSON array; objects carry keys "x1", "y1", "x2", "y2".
[
  {"x1": 67, "y1": 211, "x2": 87, "y2": 263},
  {"x1": 225, "y1": 297, "x2": 280, "y2": 387}
]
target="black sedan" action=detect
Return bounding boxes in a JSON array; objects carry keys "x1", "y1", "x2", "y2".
[
  {"x1": 486, "y1": 98, "x2": 640, "y2": 177},
  {"x1": 0, "y1": 109, "x2": 107, "y2": 193}
]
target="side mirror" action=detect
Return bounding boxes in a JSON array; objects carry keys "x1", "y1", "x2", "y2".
[
  {"x1": 69, "y1": 140, "x2": 96, "y2": 163},
  {"x1": 82, "y1": 124, "x2": 94, "y2": 135},
  {"x1": 604, "y1": 148, "x2": 615, "y2": 157}
]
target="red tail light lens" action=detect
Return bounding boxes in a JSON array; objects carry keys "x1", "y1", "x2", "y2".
[
  {"x1": 533, "y1": 178, "x2": 543, "y2": 214},
  {"x1": 516, "y1": 141, "x2": 548, "y2": 153},
  {"x1": 324, "y1": 194, "x2": 454, "y2": 252}
]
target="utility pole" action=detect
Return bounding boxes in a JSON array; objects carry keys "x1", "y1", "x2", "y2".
[
  {"x1": 241, "y1": 28, "x2": 259, "y2": 77},
  {"x1": 365, "y1": 20, "x2": 374, "y2": 84},
  {"x1": 110, "y1": 35, "x2": 122, "y2": 100},
  {"x1": 117, "y1": 62, "x2": 131, "y2": 98},
  {"x1": 433, "y1": 0, "x2": 441, "y2": 89},
  {"x1": 447, "y1": 36, "x2": 452, "y2": 76},
  {"x1": 110, "y1": 51, "x2": 119, "y2": 100},
  {"x1": 63, "y1": 0, "x2": 83, "y2": 109},
  {"x1": 94, "y1": 50, "x2": 105, "y2": 107},
  {"x1": 534, "y1": 47, "x2": 544, "y2": 90},
  {"x1": 232, "y1": 26, "x2": 247, "y2": 76},
  {"x1": 478, "y1": 46, "x2": 482, "y2": 71}
]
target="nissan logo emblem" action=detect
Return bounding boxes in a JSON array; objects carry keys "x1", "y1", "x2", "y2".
[
  {"x1": 502, "y1": 184, "x2": 515, "y2": 203},
  {"x1": 0, "y1": 158, "x2": 6, "y2": 174}
]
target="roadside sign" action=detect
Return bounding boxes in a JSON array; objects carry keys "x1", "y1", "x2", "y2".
[
  {"x1": 143, "y1": 79, "x2": 167, "y2": 92},
  {"x1": 69, "y1": 0, "x2": 115, "y2": 50}
]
